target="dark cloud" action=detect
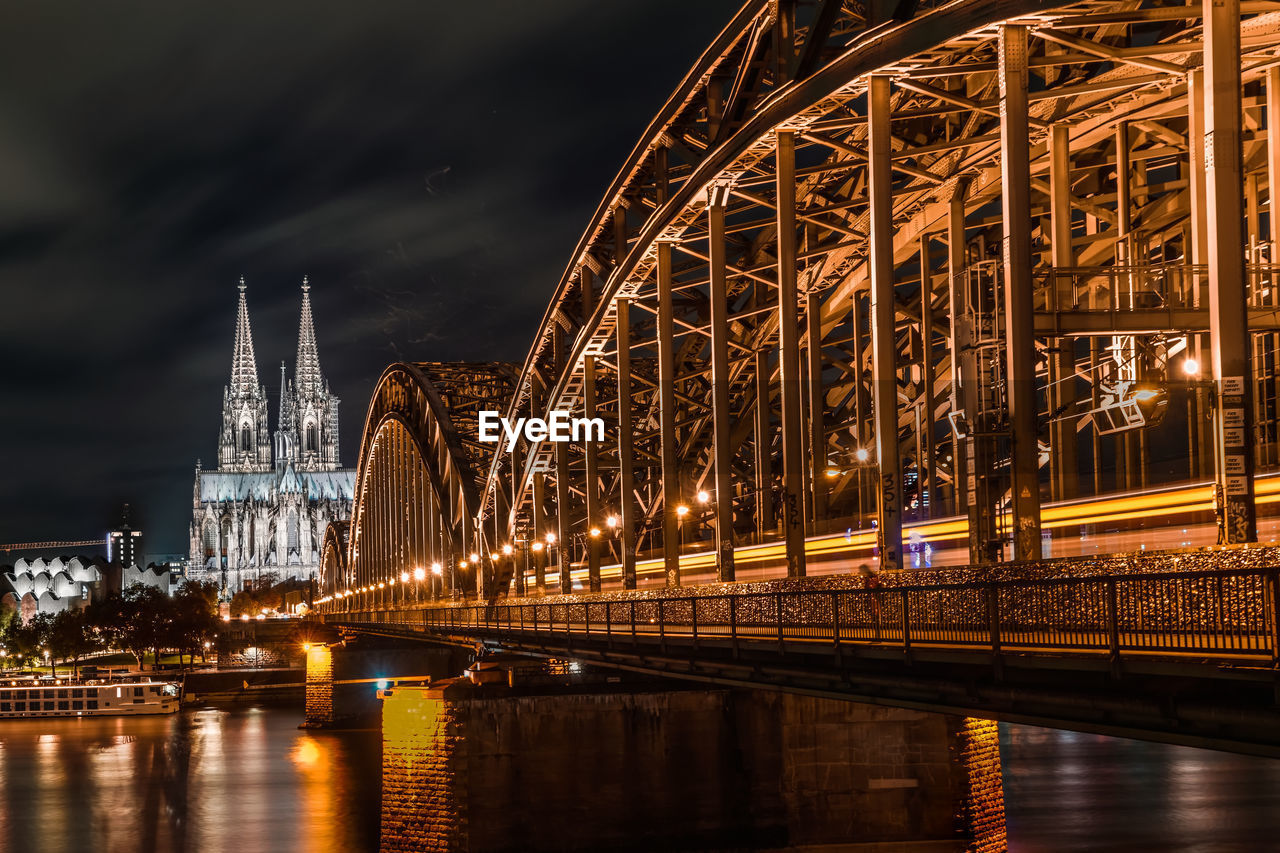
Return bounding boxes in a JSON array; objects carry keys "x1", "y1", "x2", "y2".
[{"x1": 0, "y1": 0, "x2": 739, "y2": 554}]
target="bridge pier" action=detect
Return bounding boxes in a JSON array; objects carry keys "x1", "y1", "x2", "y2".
[
  {"x1": 379, "y1": 678, "x2": 1004, "y2": 852},
  {"x1": 303, "y1": 637, "x2": 471, "y2": 729}
]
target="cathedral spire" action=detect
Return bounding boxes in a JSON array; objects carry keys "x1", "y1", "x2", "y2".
[
  {"x1": 278, "y1": 361, "x2": 288, "y2": 423},
  {"x1": 231, "y1": 277, "x2": 261, "y2": 395},
  {"x1": 218, "y1": 277, "x2": 271, "y2": 473},
  {"x1": 295, "y1": 276, "x2": 323, "y2": 397}
]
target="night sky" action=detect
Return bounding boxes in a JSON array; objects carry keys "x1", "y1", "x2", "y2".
[{"x1": 0, "y1": 1, "x2": 740, "y2": 557}]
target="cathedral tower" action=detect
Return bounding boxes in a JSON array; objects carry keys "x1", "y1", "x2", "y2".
[
  {"x1": 288, "y1": 277, "x2": 341, "y2": 471},
  {"x1": 218, "y1": 279, "x2": 272, "y2": 471}
]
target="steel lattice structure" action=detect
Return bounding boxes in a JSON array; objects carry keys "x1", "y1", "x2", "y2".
[{"x1": 327, "y1": 0, "x2": 1280, "y2": 607}]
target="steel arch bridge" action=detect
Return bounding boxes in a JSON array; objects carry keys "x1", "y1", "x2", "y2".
[{"x1": 324, "y1": 0, "x2": 1280, "y2": 609}]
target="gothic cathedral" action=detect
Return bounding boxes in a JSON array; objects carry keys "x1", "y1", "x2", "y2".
[{"x1": 189, "y1": 278, "x2": 355, "y2": 595}]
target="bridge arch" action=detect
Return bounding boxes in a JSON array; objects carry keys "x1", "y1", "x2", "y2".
[
  {"x1": 338, "y1": 362, "x2": 518, "y2": 606},
  {"x1": 319, "y1": 520, "x2": 348, "y2": 598}
]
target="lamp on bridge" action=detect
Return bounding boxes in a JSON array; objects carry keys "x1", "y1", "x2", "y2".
[{"x1": 429, "y1": 561, "x2": 443, "y2": 602}]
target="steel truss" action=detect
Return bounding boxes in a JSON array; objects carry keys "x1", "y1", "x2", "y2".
[{"x1": 339, "y1": 0, "x2": 1280, "y2": 601}]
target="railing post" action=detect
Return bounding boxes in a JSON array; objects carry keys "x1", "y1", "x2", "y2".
[
  {"x1": 1269, "y1": 569, "x2": 1280, "y2": 668},
  {"x1": 691, "y1": 596, "x2": 699, "y2": 652},
  {"x1": 730, "y1": 595, "x2": 739, "y2": 659},
  {"x1": 900, "y1": 589, "x2": 912, "y2": 656},
  {"x1": 831, "y1": 591, "x2": 841, "y2": 661},
  {"x1": 987, "y1": 582, "x2": 1003, "y2": 680},
  {"x1": 659, "y1": 599, "x2": 667, "y2": 654},
  {"x1": 1106, "y1": 577, "x2": 1122, "y2": 677},
  {"x1": 776, "y1": 591, "x2": 785, "y2": 654}
]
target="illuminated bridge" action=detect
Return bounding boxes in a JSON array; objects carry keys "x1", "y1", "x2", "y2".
[{"x1": 315, "y1": 0, "x2": 1280, "y2": 754}]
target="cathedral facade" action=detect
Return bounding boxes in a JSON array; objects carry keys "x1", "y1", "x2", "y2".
[{"x1": 189, "y1": 278, "x2": 356, "y2": 594}]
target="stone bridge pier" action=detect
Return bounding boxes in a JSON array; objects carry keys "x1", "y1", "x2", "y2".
[
  {"x1": 379, "y1": 676, "x2": 1006, "y2": 852},
  {"x1": 303, "y1": 636, "x2": 471, "y2": 728}
]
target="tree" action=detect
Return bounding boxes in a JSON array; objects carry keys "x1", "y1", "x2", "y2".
[
  {"x1": 22, "y1": 613, "x2": 56, "y2": 675},
  {"x1": 48, "y1": 608, "x2": 103, "y2": 678},
  {"x1": 1, "y1": 614, "x2": 41, "y2": 671},
  {"x1": 91, "y1": 584, "x2": 170, "y2": 669},
  {"x1": 171, "y1": 581, "x2": 219, "y2": 666}
]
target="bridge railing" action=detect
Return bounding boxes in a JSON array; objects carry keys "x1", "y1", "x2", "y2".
[{"x1": 336, "y1": 568, "x2": 1280, "y2": 666}]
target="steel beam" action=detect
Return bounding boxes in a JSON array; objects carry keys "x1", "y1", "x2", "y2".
[
  {"x1": 616, "y1": 298, "x2": 638, "y2": 590},
  {"x1": 851, "y1": 293, "x2": 870, "y2": 518},
  {"x1": 532, "y1": 471, "x2": 547, "y2": 595},
  {"x1": 806, "y1": 289, "x2": 828, "y2": 526},
  {"x1": 998, "y1": 24, "x2": 1042, "y2": 561},
  {"x1": 555, "y1": 439, "x2": 572, "y2": 594},
  {"x1": 583, "y1": 354, "x2": 601, "y2": 592},
  {"x1": 1269, "y1": 68, "x2": 1280, "y2": 267},
  {"x1": 776, "y1": 130, "x2": 808, "y2": 577},
  {"x1": 1114, "y1": 119, "x2": 1138, "y2": 493},
  {"x1": 867, "y1": 77, "x2": 904, "y2": 574},
  {"x1": 918, "y1": 234, "x2": 937, "y2": 519},
  {"x1": 1203, "y1": 0, "x2": 1257, "y2": 542},
  {"x1": 1048, "y1": 124, "x2": 1079, "y2": 501},
  {"x1": 754, "y1": 348, "x2": 775, "y2": 537},
  {"x1": 657, "y1": 238, "x2": 682, "y2": 585},
  {"x1": 708, "y1": 189, "x2": 737, "y2": 581}
]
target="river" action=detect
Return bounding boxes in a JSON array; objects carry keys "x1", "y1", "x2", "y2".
[{"x1": 1, "y1": 706, "x2": 1278, "y2": 852}]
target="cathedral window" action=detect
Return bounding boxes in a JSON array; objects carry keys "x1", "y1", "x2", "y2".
[
  {"x1": 240, "y1": 423, "x2": 253, "y2": 452},
  {"x1": 305, "y1": 421, "x2": 319, "y2": 453},
  {"x1": 203, "y1": 521, "x2": 217, "y2": 556},
  {"x1": 287, "y1": 510, "x2": 300, "y2": 553}
]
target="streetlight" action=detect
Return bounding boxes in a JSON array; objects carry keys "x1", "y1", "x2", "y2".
[
  {"x1": 696, "y1": 490, "x2": 710, "y2": 505},
  {"x1": 606, "y1": 514, "x2": 619, "y2": 529},
  {"x1": 1183, "y1": 356, "x2": 1200, "y2": 377}
]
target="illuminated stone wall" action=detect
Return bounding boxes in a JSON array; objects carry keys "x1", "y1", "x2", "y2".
[
  {"x1": 381, "y1": 685, "x2": 464, "y2": 852},
  {"x1": 957, "y1": 717, "x2": 1007, "y2": 852},
  {"x1": 304, "y1": 645, "x2": 334, "y2": 728},
  {"x1": 380, "y1": 683, "x2": 1002, "y2": 851}
]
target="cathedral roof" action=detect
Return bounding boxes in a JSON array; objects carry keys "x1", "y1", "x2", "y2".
[{"x1": 197, "y1": 468, "x2": 355, "y2": 503}]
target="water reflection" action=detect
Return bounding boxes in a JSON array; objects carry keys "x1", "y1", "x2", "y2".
[
  {"x1": 0, "y1": 708, "x2": 379, "y2": 853},
  {"x1": 1002, "y1": 723, "x2": 1280, "y2": 852}
]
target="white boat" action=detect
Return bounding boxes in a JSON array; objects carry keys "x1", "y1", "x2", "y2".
[{"x1": 0, "y1": 678, "x2": 180, "y2": 718}]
